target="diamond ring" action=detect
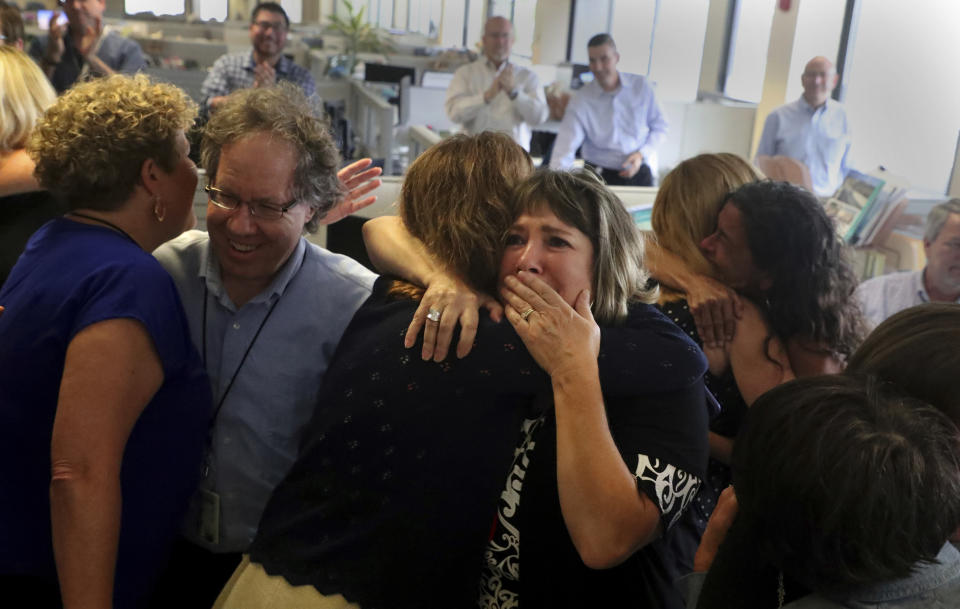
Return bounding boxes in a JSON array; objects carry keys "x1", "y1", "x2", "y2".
[
  {"x1": 426, "y1": 307, "x2": 442, "y2": 322},
  {"x1": 519, "y1": 307, "x2": 535, "y2": 321}
]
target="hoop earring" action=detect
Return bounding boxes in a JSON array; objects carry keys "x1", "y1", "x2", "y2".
[{"x1": 153, "y1": 196, "x2": 166, "y2": 223}]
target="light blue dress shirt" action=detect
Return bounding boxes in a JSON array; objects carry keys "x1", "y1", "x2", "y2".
[
  {"x1": 155, "y1": 231, "x2": 376, "y2": 552},
  {"x1": 756, "y1": 97, "x2": 852, "y2": 197},
  {"x1": 855, "y1": 268, "x2": 960, "y2": 329},
  {"x1": 549, "y1": 72, "x2": 668, "y2": 177}
]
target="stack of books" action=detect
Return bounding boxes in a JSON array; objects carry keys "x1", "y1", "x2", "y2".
[{"x1": 822, "y1": 169, "x2": 909, "y2": 248}]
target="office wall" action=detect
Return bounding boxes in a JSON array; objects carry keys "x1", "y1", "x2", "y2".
[
  {"x1": 748, "y1": 1, "x2": 798, "y2": 157},
  {"x1": 532, "y1": 0, "x2": 571, "y2": 65},
  {"x1": 844, "y1": 0, "x2": 960, "y2": 193}
]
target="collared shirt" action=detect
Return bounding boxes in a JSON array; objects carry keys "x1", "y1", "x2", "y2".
[
  {"x1": 855, "y1": 268, "x2": 960, "y2": 329},
  {"x1": 444, "y1": 57, "x2": 549, "y2": 151},
  {"x1": 200, "y1": 51, "x2": 320, "y2": 116},
  {"x1": 29, "y1": 28, "x2": 146, "y2": 93},
  {"x1": 756, "y1": 97, "x2": 852, "y2": 197},
  {"x1": 683, "y1": 543, "x2": 960, "y2": 609},
  {"x1": 550, "y1": 71, "x2": 668, "y2": 176},
  {"x1": 154, "y1": 230, "x2": 376, "y2": 551}
]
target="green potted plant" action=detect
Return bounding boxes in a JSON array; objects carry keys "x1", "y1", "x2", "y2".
[{"x1": 328, "y1": 0, "x2": 394, "y2": 75}]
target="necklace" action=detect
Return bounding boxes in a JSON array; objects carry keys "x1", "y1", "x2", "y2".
[{"x1": 66, "y1": 211, "x2": 138, "y2": 246}]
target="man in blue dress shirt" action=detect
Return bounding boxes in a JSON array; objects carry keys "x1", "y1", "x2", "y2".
[
  {"x1": 550, "y1": 33, "x2": 668, "y2": 186},
  {"x1": 150, "y1": 83, "x2": 378, "y2": 607},
  {"x1": 756, "y1": 56, "x2": 852, "y2": 197},
  {"x1": 200, "y1": 2, "x2": 319, "y2": 118}
]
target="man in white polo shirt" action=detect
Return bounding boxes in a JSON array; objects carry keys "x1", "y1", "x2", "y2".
[{"x1": 445, "y1": 16, "x2": 548, "y2": 151}]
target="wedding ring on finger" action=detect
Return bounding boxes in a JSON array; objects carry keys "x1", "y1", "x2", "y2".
[
  {"x1": 519, "y1": 307, "x2": 535, "y2": 321},
  {"x1": 426, "y1": 307, "x2": 443, "y2": 323}
]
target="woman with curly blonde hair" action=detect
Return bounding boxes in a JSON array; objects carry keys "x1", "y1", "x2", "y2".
[
  {"x1": 0, "y1": 44, "x2": 58, "y2": 286},
  {"x1": 0, "y1": 74, "x2": 211, "y2": 608}
]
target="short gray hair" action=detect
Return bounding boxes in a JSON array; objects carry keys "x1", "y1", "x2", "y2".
[
  {"x1": 587, "y1": 33, "x2": 616, "y2": 51},
  {"x1": 925, "y1": 198, "x2": 960, "y2": 243}
]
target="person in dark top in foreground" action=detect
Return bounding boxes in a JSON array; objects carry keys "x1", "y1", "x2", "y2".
[{"x1": 688, "y1": 375, "x2": 960, "y2": 609}]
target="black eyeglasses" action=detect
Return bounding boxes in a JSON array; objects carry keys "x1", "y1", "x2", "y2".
[
  {"x1": 205, "y1": 186, "x2": 299, "y2": 220},
  {"x1": 252, "y1": 20, "x2": 287, "y2": 32}
]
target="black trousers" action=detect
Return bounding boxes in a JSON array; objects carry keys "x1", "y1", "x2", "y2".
[{"x1": 594, "y1": 163, "x2": 654, "y2": 187}]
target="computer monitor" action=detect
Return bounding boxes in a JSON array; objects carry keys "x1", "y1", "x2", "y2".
[
  {"x1": 421, "y1": 70, "x2": 455, "y2": 89},
  {"x1": 571, "y1": 63, "x2": 594, "y2": 89},
  {"x1": 364, "y1": 63, "x2": 417, "y2": 86}
]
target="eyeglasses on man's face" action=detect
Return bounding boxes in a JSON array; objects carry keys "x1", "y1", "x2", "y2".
[
  {"x1": 205, "y1": 185, "x2": 299, "y2": 220},
  {"x1": 252, "y1": 19, "x2": 286, "y2": 32}
]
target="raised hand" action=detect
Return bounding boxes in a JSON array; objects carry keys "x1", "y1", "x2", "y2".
[
  {"x1": 501, "y1": 271, "x2": 599, "y2": 378},
  {"x1": 688, "y1": 275, "x2": 742, "y2": 348},
  {"x1": 497, "y1": 64, "x2": 515, "y2": 95},
  {"x1": 78, "y1": 15, "x2": 102, "y2": 58},
  {"x1": 619, "y1": 151, "x2": 645, "y2": 178},
  {"x1": 319, "y1": 159, "x2": 383, "y2": 225},
  {"x1": 45, "y1": 12, "x2": 66, "y2": 64},
  {"x1": 252, "y1": 61, "x2": 277, "y2": 88}
]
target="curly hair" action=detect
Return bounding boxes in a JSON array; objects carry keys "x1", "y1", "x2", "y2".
[
  {"x1": 399, "y1": 131, "x2": 533, "y2": 294},
  {"x1": 201, "y1": 83, "x2": 340, "y2": 234},
  {"x1": 513, "y1": 169, "x2": 656, "y2": 324},
  {"x1": 27, "y1": 74, "x2": 196, "y2": 211},
  {"x1": 0, "y1": 45, "x2": 56, "y2": 151},
  {"x1": 727, "y1": 180, "x2": 865, "y2": 357},
  {"x1": 734, "y1": 375, "x2": 960, "y2": 594},
  {"x1": 651, "y1": 153, "x2": 763, "y2": 281}
]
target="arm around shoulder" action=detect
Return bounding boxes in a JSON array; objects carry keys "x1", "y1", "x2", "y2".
[{"x1": 362, "y1": 216, "x2": 438, "y2": 285}]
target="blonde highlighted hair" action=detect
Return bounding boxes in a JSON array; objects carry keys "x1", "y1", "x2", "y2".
[
  {"x1": 28, "y1": 74, "x2": 196, "y2": 211},
  {"x1": 0, "y1": 45, "x2": 55, "y2": 151},
  {"x1": 651, "y1": 153, "x2": 763, "y2": 280}
]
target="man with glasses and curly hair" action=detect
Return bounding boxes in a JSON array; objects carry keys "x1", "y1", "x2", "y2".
[
  {"x1": 150, "y1": 83, "x2": 377, "y2": 606},
  {"x1": 200, "y1": 2, "x2": 319, "y2": 117}
]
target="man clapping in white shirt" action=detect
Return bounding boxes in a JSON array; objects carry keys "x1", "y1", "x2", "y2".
[{"x1": 445, "y1": 16, "x2": 548, "y2": 151}]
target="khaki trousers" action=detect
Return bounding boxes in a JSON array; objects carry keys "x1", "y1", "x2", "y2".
[{"x1": 213, "y1": 555, "x2": 362, "y2": 609}]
